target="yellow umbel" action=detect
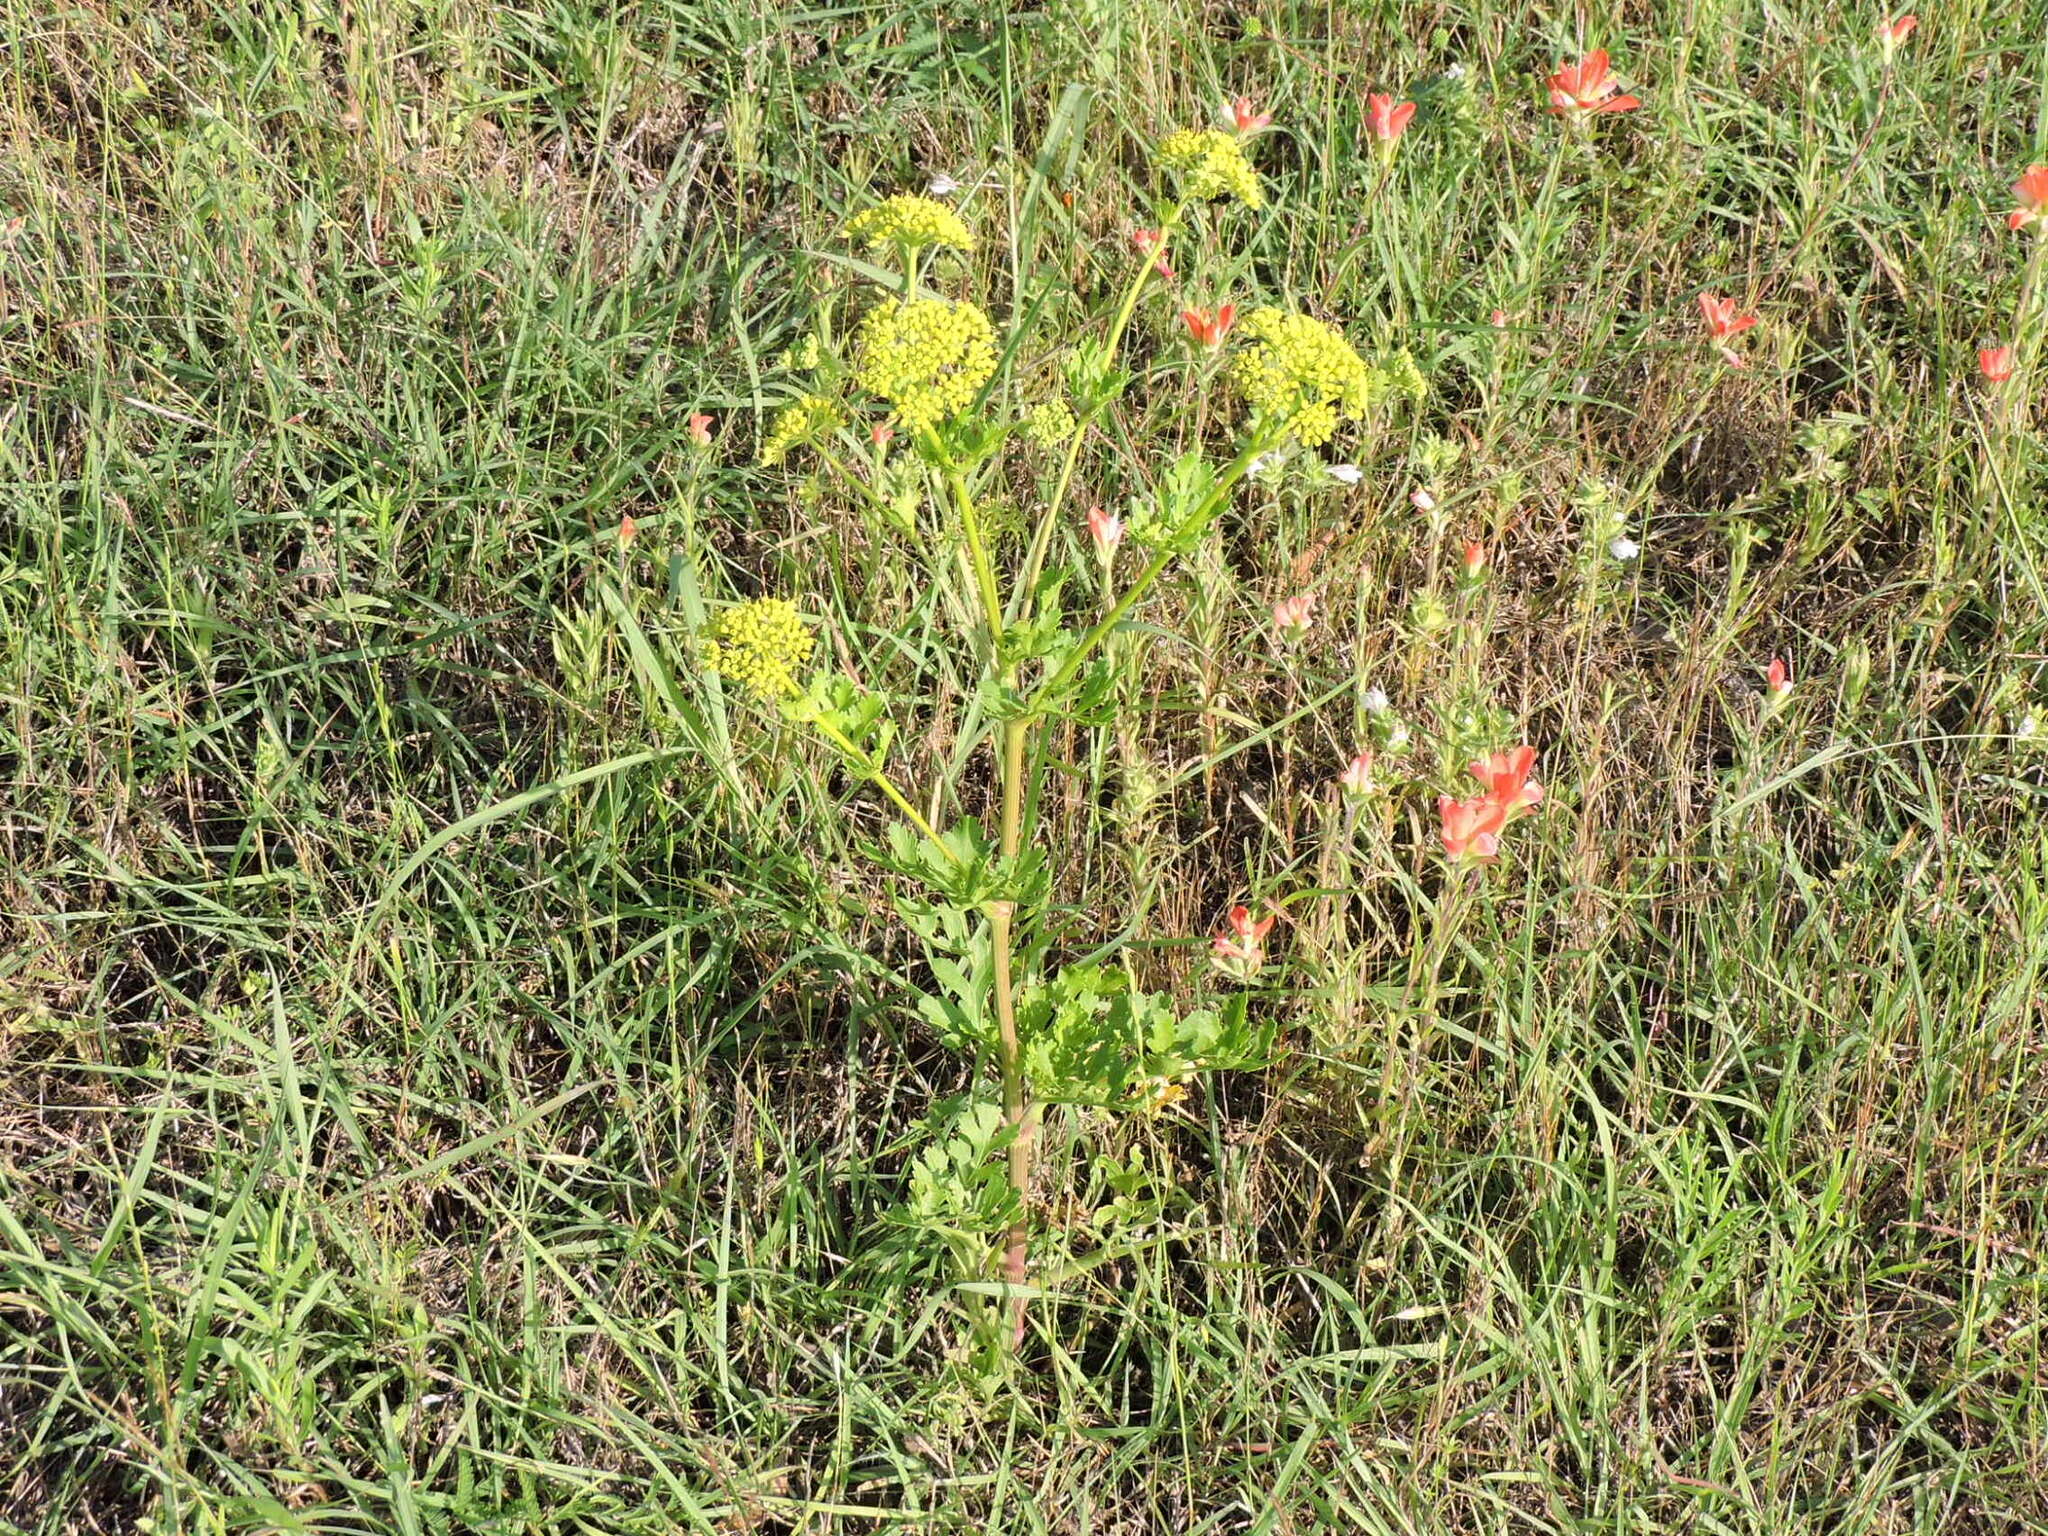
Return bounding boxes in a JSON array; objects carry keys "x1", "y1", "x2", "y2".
[
  {"x1": 700, "y1": 598, "x2": 817, "y2": 701},
  {"x1": 853, "y1": 299, "x2": 999, "y2": 435}
]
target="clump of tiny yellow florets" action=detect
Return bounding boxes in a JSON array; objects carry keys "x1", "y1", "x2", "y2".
[
  {"x1": 1156, "y1": 128, "x2": 1264, "y2": 208},
  {"x1": 758, "y1": 393, "x2": 846, "y2": 466},
  {"x1": 843, "y1": 194, "x2": 975, "y2": 252},
  {"x1": 779, "y1": 333, "x2": 824, "y2": 372},
  {"x1": 700, "y1": 597, "x2": 816, "y2": 701},
  {"x1": 1232, "y1": 308, "x2": 1374, "y2": 447},
  {"x1": 1383, "y1": 349, "x2": 1427, "y2": 406},
  {"x1": 1024, "y1": 398, "x2": 1076, "y2": 447},
  {"x1": 854, "y1": 299, "x2": 998, "y2": 435}
]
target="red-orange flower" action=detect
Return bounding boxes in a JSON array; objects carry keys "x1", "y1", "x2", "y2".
[
  {"x1": 2010, "y1": 166, "x2": 2048, "y2": 232},
  {"x1": 1698, "y1": 293, "x2": 1759, "y2": 341},
  {"x1": 1547, "y1": 50, "x2": 1641, "y2": 116},
  {"x1": 1439, "y1": 793, "x2": 1508, "y2": 862},
  {"x1": 1181, "y1": 304, "x2": 1237, "y2": 348},
  {"x1": 1132, "y1": 227, "x2": 1176, "y2": 280},
  {"x1": 1468, "y1": 747, "x2": 1545, "y2": 816},
  {"x1": 1461, "y1": 540, "x2": 1488, "y2": 579},
  {"x1": 1367, "y1": 93, "x2": 1416, "y2": 148},
  {"x1": 1228, "y1": 96, "x2": 1273, "y2": 135},
  {"x1": 1878, "y1": 13, "x2": 1917, "y2": 50},
  {"x1": 1211, "y1": 903, "x2": 1278, "y2": 978},
  {"x1": 1698, "y1": 294, "x2": 1759, "y2": 367},
  {"x1": 1336, "y1": 752, "x2": 1378, "y2": 796},
  {"x1": 1087, "y1": 505, "x2": 1125, "y2": 558},
  {"x1": 1980, "y1": 346, "x2": 2016, "y2": 383},
  {"x1": 1272, "y1": 593, "x2": 1315, "y2": 638},
  {"x1": 1439, "y1": 741, "x2": 1546, "y2": 862},
  {"x1": 688, "y1": 412, "x2": 715, "y2": 446},
  {"x1": 618, "y1": 514, "x2": 639, "y2": 548},
  {"x1": 1767, "y1": 656, "x2": 1792, "y2": 698}
]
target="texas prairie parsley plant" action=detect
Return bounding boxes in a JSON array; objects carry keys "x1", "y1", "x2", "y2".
[{"x1": 688, "y1": 113, "x2": 1423, "y2": 1354}]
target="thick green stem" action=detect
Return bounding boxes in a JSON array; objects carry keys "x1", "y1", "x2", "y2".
[
  {"x1": 948, "y1": 452, "x2": 1035, "y2": 1337},
  {"x1": 992, "y1": 715, "x2": 1032, "y2": 1338},
  {"x1": 965, "y1": 198, "x2": 1199, "y2": 1344}
]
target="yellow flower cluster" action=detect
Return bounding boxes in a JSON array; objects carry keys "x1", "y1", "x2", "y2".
[
  {"x1": 780, "y1": 334, "x2": 823, "y2": 371},
  {"x1": 1383, "y1": 349, "x2": 1428, "y2": 404},
  {"x1": 758, "y1": 393, "x2": 844, "y2": 465},
  {"x1": 853, "y1": 299, "x2": 998, "y2": 435},
  {"x1": 1156, "y1": 129, "x2": 1264, "y2": 208},
  {"x1": 1129, "y1": 1075, "x2": 1189, "y2": 1112},
  {"x1": 1024, "y1": 398, "x2": 1076, "y2": 447},
  {"x1": 1231, "y1": 308, "x2": 1374, "y2": 446},
  {"x1": 700, "y1": 597, "x2": 816, "y2": 701},
  {"x1": 842, "y1": 194, "x2": 976, "y2": 252}
]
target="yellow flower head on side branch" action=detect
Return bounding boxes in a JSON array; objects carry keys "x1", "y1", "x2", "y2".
[
  {"x1": 1230, "y1": 307, "x2": 1375, "y2": 446},
  {"x1": 1024, "y1": 398, "x2": 1077, "y2": 447},
  {"x1": 842, "y1": 194, "x2": 976, "y2": 253},
  {"x1": 1155, "y1": 128, "x2": 1265, "y2": 208},
  {"x1": 853, "y1": 298, "x2": 999, "y2": 435},
  {"x1": 759, "y1": 393, "x2": 846, "y2": 466},
  {"x1": 699, "y1": 597, "x2": 817, "y2": 701}
]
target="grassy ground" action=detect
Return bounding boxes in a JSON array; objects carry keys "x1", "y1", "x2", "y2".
[{"x1": 6, "y1": 0, "x2": 2048, "y2": 1531}]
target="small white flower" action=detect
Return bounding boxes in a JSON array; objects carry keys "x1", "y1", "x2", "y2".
[
  {"x1": 1248, "y1": 452, "x2": 1283, "y2": 479},
  {"x1": 1385, "y1": 719, "x2": 1412, "y2": 751},
  {"x1": 2020, "y1": 712, "x2": 2040, "y2": 739},
  {"x1": 1327, "y1": 463, "x2": 1364, "y2": 486},
  {"x1": 1445, "y1": 63, "x2": 1466, "y2": 80},
  {"x1": 1362, "y1": 687, "x2": 1391, "y2": 714},
  {"x1": 927, "y1": 173, "x2": 961, "y2": 197},
  {"x1": 1608, "y1": 536, "x2": 1640, "y2": 561},
  {"x1": 1410, "y1": 488, "x2": 1437, "y2": 513}
]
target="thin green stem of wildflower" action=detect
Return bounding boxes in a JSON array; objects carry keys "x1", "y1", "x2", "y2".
[
  {"x1": 2009, "y1": 237, "x2": 2048, "y2": 428},
  {"x1": 817, "y1": 448, "x2": 898, "y2": 523},
  {"x1": 1031, "y1": 431, "x2": 1276, "y2": 710},
  {"x1": 945, "y1": 465, "x2": 1007, "y2": 658},
  {"x1": 809, "y1": 718, "x2": 962, "y2": 866},
  {"x1": 1513, "y1": 143, "x2": 1570, "y2": 314},
  {"x1": 1012, "y1": 200, "x2": 1190, "y2": 621},
  {"x1": 1787, "y1": 67, "x2": 1893, "y2": 274}
]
